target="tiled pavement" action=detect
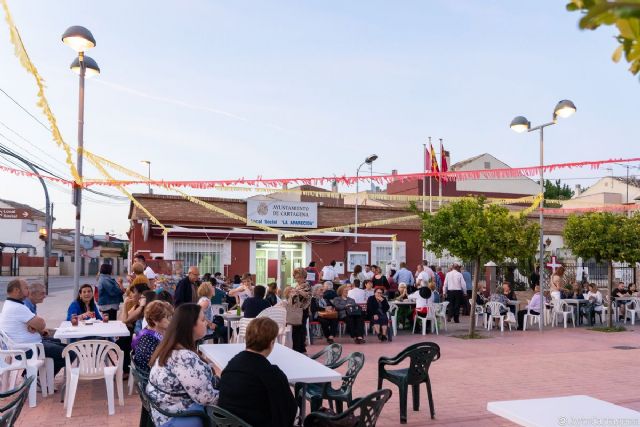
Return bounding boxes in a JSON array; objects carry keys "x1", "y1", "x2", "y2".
[{"x1": 14, "y1": 320, "x2": 640, "y2": 426}]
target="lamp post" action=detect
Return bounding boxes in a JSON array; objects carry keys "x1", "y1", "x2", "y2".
[
  {"x1": 355, "y1": 154, "x2": 378, "y2": 243},
  {"x1": 510, "y1": 99, "x2": 576, "y2": 331},
  {"x1": 62, "y1": 25, "x2": 100, "y2": 295},
  {"x1": 141, "y1": 160, "x2": 152, "y2": 194}
]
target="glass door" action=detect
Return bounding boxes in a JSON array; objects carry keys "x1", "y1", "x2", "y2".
[{"x1": 255, "y1": 241, "x2": 305, "y2": 287}]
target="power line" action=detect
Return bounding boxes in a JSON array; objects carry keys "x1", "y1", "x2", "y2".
[{"x1": 0, "y1": 87, "x2": 51, "y2": 131}]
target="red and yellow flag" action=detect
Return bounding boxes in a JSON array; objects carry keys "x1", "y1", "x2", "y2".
[{"x1": 429, "y1": 142, "x2": 440, "y2": 179}]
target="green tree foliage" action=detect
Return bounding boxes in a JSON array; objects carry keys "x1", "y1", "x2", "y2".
[
  {"x1": 563, "y1": 212, "x2": 640, "y2": 326},
  {"x1": 567, "y1": 0, "x2": 640, "y2": 78},
  {"x1": 415, "y1": 198, "x2": 539, "y2": 335},
  {"x1": 544, "y1": 179, "x2": 575, "y2": 200}
]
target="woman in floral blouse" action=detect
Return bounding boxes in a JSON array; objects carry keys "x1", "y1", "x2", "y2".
[{"x1": 147, "y1": 303, "x2": 219, "y2": 427}]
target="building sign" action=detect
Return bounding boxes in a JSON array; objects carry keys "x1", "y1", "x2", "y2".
[
  {"x1": 247, "y1": 200, "x2": 318, "y2": 229},
  {"x1": 0, "y1": 208, "x2": 31, "y2": 219}
]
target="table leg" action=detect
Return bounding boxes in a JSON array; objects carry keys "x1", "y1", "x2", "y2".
[
  {"x1": 226, "y1": 320, "x2": 231, "y2": 342},
  {"x1": 298, "y1": 383, "x2": 307, "y2": 426}
]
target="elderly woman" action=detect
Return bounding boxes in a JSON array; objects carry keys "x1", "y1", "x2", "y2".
[
  {"x1": 367, "y1": 288, "x2": 390, "y2": 341},
  {"x1": 310, "y1": 283, "x2": 338, "y2": 344},
  {"x1": 132, "y1": 300, "x2": 173, "y2": 373},
  {"x1": 394, "y1": 282, "x2": 411, "y2": 330},
  {"x1": 333, "y1": 284, "x2": 365, "y2": 344},
  {"x1": 285, "y1": 268, "x2": 312, "y2": 353}
]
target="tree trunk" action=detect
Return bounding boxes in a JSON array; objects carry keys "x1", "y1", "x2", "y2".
[
  {"x1": 607, "y1": 260, "x2": 613, "y2": 328},
  {"x1": 468, "y1": 257, "x2": 481, "y2": 336}
]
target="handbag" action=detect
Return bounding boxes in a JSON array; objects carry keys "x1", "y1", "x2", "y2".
[
  {"x1": 345, "y1": 304, "x2": 363, "y2": 317},
  {"x1": 318, "y1": 310, "x2": 338, "y2": 320},
  {"x1": 506, "y1": 311, "x2": 516, "y2": 323}
]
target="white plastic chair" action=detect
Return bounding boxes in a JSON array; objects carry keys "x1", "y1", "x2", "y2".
[
  {"x1": 62, "y1": 340, "x2": 124, "y2": 417},
  {"x1": 0, "y1": 331, "x2": 47, "y2": 407},
  {"x1": 551, "y1": 300, "x2": 575, "y2": 328},
  {"x1": 624, "y1": 298, "x2": 640, "y2": 325},
  {"x1": 235, "y1": 318, "x2": 253, "y2": 344},
  {"x1": 0, "y1": 349, "x2": 27, "y2": 392},
  {"x1": 485, "y1": 302, "x2": 510, "y2": 332},
  {"x1": 257, "y1": 306, "x2": 288, "y2": 345},
  {"x1": 388, "y1": 303, "x2": 398, "y2": 336},
  {"x1": 474, "y1": 303, "x2": 486, "y2": 328},
  {"x1": 436, "y1": 301, "x2": 450, "y2": 331},
  {"x1": 210, "y1": 304, "x2": 228, "y2": 316},
  {"x1": 522, "y1": 299, "x2": 541, "y2": 331},
  {"x1": 412, "y1": 303, "x2": 438, "y2": 335}
]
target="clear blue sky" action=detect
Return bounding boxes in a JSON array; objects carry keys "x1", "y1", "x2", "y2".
[{"x1": 0, "y1": 1, "x2": 638, "y2": 236}]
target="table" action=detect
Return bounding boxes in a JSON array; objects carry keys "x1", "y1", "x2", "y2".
[
  {"x1": 507, "y1": 300, "x2": 522, "y2": 314},
  {"x1": 394, "y1": 301, "x2": 416, "y2": 306},
  {"x1": 564, "y1": 299, "x2": 590, "y2": 325},
  {"x1": 200, "y1": 343, "x2": 341, "y2": 424},
  {"x1": 222, "y1": 313, "x2": 242, "y2": 342},
  {"x1": 487, "y1": 395, "x2": 640, "y2": 427},
  {"x1": 53, "y1": 320, "x2": 130, "y2": 340}
]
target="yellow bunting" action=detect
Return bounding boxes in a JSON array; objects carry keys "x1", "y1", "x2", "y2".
[
  {"x1": 517, "y1": 193, "x2": 543, "y2": 217},
  {"x1": 1, "y1": 0, "x2": 81, "y2": 183}
]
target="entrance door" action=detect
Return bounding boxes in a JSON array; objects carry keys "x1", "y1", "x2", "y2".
[{"x1": 255, "y1": 241, "x2": 305, "y2": 287}]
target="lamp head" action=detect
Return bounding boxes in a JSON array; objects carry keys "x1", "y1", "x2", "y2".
[
  {"x1": 510, "y1": 116, "x2": 530, "y2": 133},
  {"x1": 365, "y1": 154, "x2": 378, "y2": 164},
  {"x1": 62, "y1": 26, "x2": 96, "y2": 52},
  {"x1": 553, "y1": 99, "x2": 576, "y2": 119},
  {"x1": 70, "y1": 56, "x2": 100, "y2": 77}
]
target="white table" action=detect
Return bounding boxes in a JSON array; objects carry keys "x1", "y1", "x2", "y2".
[
  {"x1": 200, "y1": 343, "x2": 341, "y2": 423},
  {"x1": 222, "y1": 313, "x2": 242, "y2": 342},
  {"x1": 564, "y1": 299, "x2": 590, "y2": 325},
  {"x1": 487, "y1": 395, "x2": 640, "y2": 427},
  {"x1": 394, "y1": 301, "x2": 416, "y2": 306},
  {"x1": 507, "y1": 300, "x2": 522, "y2": 314},
  {"x1": 53, "y1": 320, "x2": 130, "y2": 340}
]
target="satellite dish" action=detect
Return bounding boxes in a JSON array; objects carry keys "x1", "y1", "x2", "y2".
[{"x1": 142, "y1": 219, "x2": 150, "y2": 242}]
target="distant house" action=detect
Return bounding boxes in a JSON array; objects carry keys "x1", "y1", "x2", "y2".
[{"x1": 563, "y1": 176, "x2": 640, "y2": 208}]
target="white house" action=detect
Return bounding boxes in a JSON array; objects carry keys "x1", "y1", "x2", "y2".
[
  {"x1": 563, "y1": 176, "x2": 640, "y2": 208},
  {"x1": 0, "y1": 199, "x2": 47, "y2": 256}
]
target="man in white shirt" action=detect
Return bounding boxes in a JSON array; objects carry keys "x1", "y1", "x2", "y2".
[
  {"x1": 443, "y1": 263, "x2": 466, "y2": 323},
  {"x1": 416, "y1": 262, "x2": 435, "y2": 288},
  {"x1": 320, "y1": 260, "x2": 339, "y2": 282},
  {"x1": 363, "y1": 265, "x2": 374, "y2": 281},
  {"x1": 134, "y1": 254, "x2": 156, "y2": 286},
  {"x1": 0, "y1": 279, "x2": 67, "y2": 375},
  {"x1": 347, "y1": 285, "x2": 367, "y2": 304}
]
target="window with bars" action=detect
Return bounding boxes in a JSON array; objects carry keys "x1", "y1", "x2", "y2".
[
  {"x1": 371, "y1": 241, "x2": 406, "y2": 273},
  {"x1": 171, "y1": 239, "x2": 224, "y2": 275}
]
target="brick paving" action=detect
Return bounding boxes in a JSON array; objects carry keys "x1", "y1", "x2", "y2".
[{"x1": 14, "y1": 320, "x2": 640, "y2": 426}]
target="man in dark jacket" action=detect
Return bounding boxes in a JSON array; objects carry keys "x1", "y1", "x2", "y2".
[{"x1": 174, "y1": 266, "x2": 199, "y2": 307}]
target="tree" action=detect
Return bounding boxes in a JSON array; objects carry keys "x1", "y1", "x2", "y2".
[
  {"x1": 566, "y1": 0, "x2": 640, "y2": 79},
  {"x1": 544, "y1": 179, "x2": 575, "y2": 200},
  {"x1": 563, "y1": 212, "x2": 640, "y2": 327},
  {"x1": 415, "y1": 198, "x2": 539, "y2": 336}
]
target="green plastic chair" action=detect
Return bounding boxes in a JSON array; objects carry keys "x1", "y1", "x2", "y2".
[
  {"x1": 304, "y1": 352, "x2": 365, "y2": 413},
  {"x1": 207, "y1": 405, "x2": 252, "y2": 427},
  {"x1": 377, "y1": 342, "x2": 440, "y2": 424},
  {"x1": 0, "y1": 375, "x2": 34, "y2": 427},
  {"x1": 303, "y1": 389, "x2": 392, "y2": 427}
]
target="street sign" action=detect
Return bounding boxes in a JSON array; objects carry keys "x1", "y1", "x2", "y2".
[{"x1": 0, "y1": 208, "x2": 31, "y2": 219}]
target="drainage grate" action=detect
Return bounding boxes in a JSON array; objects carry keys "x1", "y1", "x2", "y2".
[{"x1": 612, "y1": 345, "x2": 638, "y2": 350}]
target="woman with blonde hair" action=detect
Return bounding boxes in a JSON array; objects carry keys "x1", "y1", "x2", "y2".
[{"x1": 286, "y1": 267, "x2": 311, "y2": 353}]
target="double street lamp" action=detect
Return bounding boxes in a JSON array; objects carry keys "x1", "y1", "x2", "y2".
[
  {"x1": 62, "y1": 26, "x2": 100, "y2": 295},
  {"x1": 510, "y1": 99, "x2": 576, "y2": 331},
  {"x1": 354, "y1": 154, "x2": 378, "y2": 243}
]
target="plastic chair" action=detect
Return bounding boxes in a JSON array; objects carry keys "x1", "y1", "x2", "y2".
[
  {"x1": 309, "y1": 343, "x2": 343, "y2": 367},
  {"x1": 234, "y1": 318, "x2": 253, "y2": 344},
  {"x1": 303, "y1": 389, "x2": 392, "y2": 427},
  {"x1": 485, "y1": 302, "x2": 509, "y2": 331},
  {"x1": 474, "y1": 303, "x2": 486, "y2": 328},
  {"x1": 378, "y1": 342, "x2": 440, "y2": 424},
  {"x1": 0, "y1": 331, "x2": 47, "y2": 408},
  {"x1": 0, "y1": 375, "x2": 33, "y2": 427},
  {"x1": 522, "y1": 299, "x2": 541, "y2": 331},
  {"x1": 0, "y1": 350, "x2": 27, "y2": 393},
  {"x1": 303, "y1": 352, "x2": 365, "y2": 413},
  {"x1": 389, "y1": 303, "x2": 399, "y2": 336},
  {"x1": 256, "y1": 306, "x2": 288, "y2": 345},
  {"x1": 624, "y1": 298, "x2": 640, "y2": 325},
  {"x1": 412, "y1": 304, "x2": 438, "y2": 335},
  {"x1": 435, "y1": 302, "x2": 449, "y2": 331},
  {"x1": 551, "y1": 300, "x2": 575, "y2": 328},
  {"x1": 62, "y1": 340, "x2": 124, "y2": 417},
  {"x1": 210, "y1": 304, "x2": 228, "y2": 316},
  {"x1": 130, "y1": 364, "x2": 152, "y2": 427},
  {"x1": 208, "y1": 405, "x2": 252, "y2": 427}
]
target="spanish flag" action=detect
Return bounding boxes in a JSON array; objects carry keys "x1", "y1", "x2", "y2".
[
  {"x1": 429, "y1": 141, "x2": 439, "y2": 179},
  {"x1": 440, "y1": 140, "x2": 448, "y2": 173}
]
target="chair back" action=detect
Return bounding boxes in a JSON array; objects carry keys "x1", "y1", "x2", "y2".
[
  {"x1": 485, "y1": 301, "x2": 505, "y2": 316},
  {"x1": 398, "y1": 342, "x2": 440, "y2": 385},
  {"x1": 0, "y1": 375, "x2": 33, "y2": 427},
  {"x1": 337, "y1": 352, "x2": 365, "y2": 394},
  {"x1": 0, "y1": 332, "x2": 10, "y2": 351},
  {"x1": 388, "y1": 303, "x2": 398, "y2": 316},
  {"x1": 474, "y1": 304, "x2": 485, "y2": 315},
  {"x1": 425, "y1": 303, "x2": 438, "y2": 319},
  {"x1": 303, "y1": 388, "x2": 392, "y2": 427},
  {"x1": 437, "y1": 301, "x2": 450, "y2": 316},
  {"x1": 553, "y1": 300, "x2": 570, "y2": 313},
  {"x1": 256, "y1": 306, "x2": 287, "y2": 337},
  {"x1": 208, "y1": 405, "x2": 252, "y2": 427},
  {"x1": 211, "y1": 304, "x2": 228, "y2": 316},
  {"x1": 62, "y1": 340, "x2": 123, "y2": 380},
  {"x1": 236, "y1": 318, "x2": 253, "y2": 343},
  {"x1": 309, "y1": 343, "x2": 343, "y2": 367},
  {"x1": 130, "y1": 364, "x2": 151, "y2": 412}
]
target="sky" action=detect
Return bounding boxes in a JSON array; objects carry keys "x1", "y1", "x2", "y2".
[{"x1": 0, "y1": 1, "x2": 638, "y2": 237}]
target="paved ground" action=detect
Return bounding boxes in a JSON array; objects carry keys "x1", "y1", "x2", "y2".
[{"x1": 12, "y1": 315, "x2": 640, "y2": 427}]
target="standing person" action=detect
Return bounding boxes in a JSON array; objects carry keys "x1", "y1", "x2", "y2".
[
  {"x1": 349, "y1": 265, "x2": 366, "y2": 285},
  {"x1": 320, "y1": 260, "x2": 339, "y2": 282},
  {"x1": 174, "y1": 266, "x2": 200, "y2": 307},
  {"x1": 306, "y1": 261, "x2": 321, "y2": 285},
  {"x1": 285, "y1": 268, "x2": 311, "y2": 354},
  {"x1": 23, "y1": 282, "x2": 45, "y2": 314},
  {"x1": 461, "y1": 266, "x2": 473, "y2": 315},
  {"x1": 97, "y1": 263, "x2": 125, "y2": 321},
  {"x1": 529, "y1": 266, "x2": 540, "y2": 290},
  {"x1": 393, "y1": 262, "x2": 415, "y2": 288},
  {"x1": 67, "y1": 284, "x2": 103, "y2": 321},
  {"x1": 436, "y1": 267, "x2": 445, "y2": 291},
  {"x1": 147, "y1": 303, "x2": 219, "y2": 427},
  {"x1": 443, "y1": 263, "x2": 466, "y2": 323},
  {"x1": 416, "y1": 262, "x2": 434, "y2": 288},
  {"x1": 550, "y1": 266, "x2": 566, "y2": 300},
  {"x1": 367, "y1": 288, "x2": 390, "y2": 341},
  {"x1": 333, "y1": 285, "x2": 365, "y2": 344},
  {"x1": 218, "y1": 318, "x2": 297, "y2": 427},
  {"x1": 372, "y1": 265, "x2": 390, "y2": 290},
  {"x1": 363, "y1": 265, "x2": 374, "y2": 281},
  {"x1": 134, "y1": 254, "x2": 156, "y2": 288},
  {"x1": 414, "y1": 264, "x2": 423, "y2": 282}
]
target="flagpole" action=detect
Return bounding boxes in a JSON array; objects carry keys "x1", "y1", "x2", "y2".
[
  {"x1": 422, "y1": 143, "x2": 427, "y2": 213},
  {"x1": 439, "y1": 138, "x2": 443, "y2": 207},
  {"x1": 428, "y1": 137, "x2": 433, "y2": 213}
]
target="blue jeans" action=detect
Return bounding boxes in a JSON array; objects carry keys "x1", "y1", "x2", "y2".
[{"x1": 160, "y1": 403, "x2": 205, "y2": 427}]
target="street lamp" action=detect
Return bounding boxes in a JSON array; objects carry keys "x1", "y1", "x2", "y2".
[
  {"x1": 141, "y1": 160, "x2": 152, "y2": 194},
  {"x1": 510, "y1": 99, "x2": 576, "y2": 331},
  {"x1": 63, "y1": 25, "x2": 99, "y2": 295},
  {"x1": 355, "y1": 154, "x2": 378, "y2": 243}
]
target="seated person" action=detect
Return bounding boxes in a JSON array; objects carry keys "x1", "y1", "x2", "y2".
[
  {"x1": 628, "y1": 283, "x2": 637, "y2": 296},
  {"x1": 363, "y1": 279, "x2": 375, "y2": 300},
  {"x1": 367, "y1": 289, "x2": 390, "y2": 341},
  {"x1": 517, "y1": 285, "x2": 541, "y2": 330},
  {"x1": 264, "y1": 282, "x2": 280, "y2": 306},
  {"x1": 428, "y1": 282, "x2": 441, "y2": 303},
  {"x1": 241, "y1": 285, "x2": 271, "y2": 318},
  {"x1": 228, "y1": 274, "x2": 254, "y2": 307},
  {"x1": 218, "y1": 318, "x2": 297, "y2": 427},
  {"x1": 132, "y1": 301, "x2": 173, "y2": 373},
  {"x1": 488, "y1": 286, "x2": 510, "y2": 315},
  {"x1": 67, "y1": 284, "x2": 103, "y2": 321},
  {"x1": 584, "y1": 283, "x2": 604, "y2": 324},
  {"x1": 322, "y1": 281, "x2": 338, "y2": 301},
  {"x1": 0, "y1": 278, "x2": 67, "y2": 376},
  {"x1": 147, "y1": 303, "x2": 219, "y2": 427},
  {"x1": 197, "y1": 297, "x2": 228, "y2": 343},
  {"x1": 612, "y1": 282, "x2": 630, "y2": 319},
  {"x1": 501, "y1": 282, "x2": 517, "y2": 313},
  {"x1": 567, "y1": 284, "x2": 584, "y2": 300},
  {"x1": 333, "y1": 285, "x2": 366, "y2": 344},
  {"x1": 310, "y1": 284, "x2": 338, "y2": 344}
]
